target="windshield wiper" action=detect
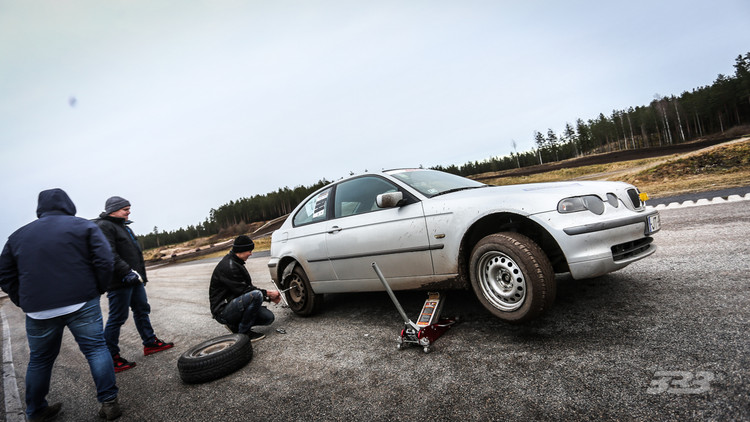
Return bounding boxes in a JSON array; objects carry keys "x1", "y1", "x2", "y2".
[{"x1": 431, "y1": 185, "x2": 486, "y2": 197}]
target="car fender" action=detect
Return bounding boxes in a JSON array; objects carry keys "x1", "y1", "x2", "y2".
[{"x1": 280, "y1": 260, "x2": 297, "y2": 287}]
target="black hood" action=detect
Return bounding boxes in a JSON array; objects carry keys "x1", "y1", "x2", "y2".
[{"x1": 36, "y1": 188, "x2": 77, "y2": 217}]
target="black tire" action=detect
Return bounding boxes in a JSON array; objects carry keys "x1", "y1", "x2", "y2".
[
  {"x1": 284, "y1": 265, "x2": 323, "y2": 316},
  {"x1": 177, "y1": 334, "x2": 253, "y2": 384},
  {"x1": 469, "y1": 232, "x2": 555, "y2": 323}
]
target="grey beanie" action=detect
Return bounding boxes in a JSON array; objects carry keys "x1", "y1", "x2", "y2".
[{"x1": 105, "y1": 196, "x2": 131, "y2": 214}]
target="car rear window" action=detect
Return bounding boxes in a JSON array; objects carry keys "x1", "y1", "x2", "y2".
[{"x1": 293, "y1": 188, "x2": 331, "y2": 226}]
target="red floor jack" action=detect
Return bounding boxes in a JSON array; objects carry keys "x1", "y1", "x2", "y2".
[{"x1": 372, "y1": 262, "x2": 457, "y2": 353}]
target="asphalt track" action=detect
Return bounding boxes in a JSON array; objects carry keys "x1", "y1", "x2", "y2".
[{"x1": 1, "y1": 187, "x2": 749, "y2": 421}]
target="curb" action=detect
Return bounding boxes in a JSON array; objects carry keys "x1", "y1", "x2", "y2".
[{"x1": 652, "y1": 193, "x2": 750, "y2": 210}]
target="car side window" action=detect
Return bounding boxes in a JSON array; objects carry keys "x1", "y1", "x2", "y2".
[
  {"x1": 293, "y1": 188, "x2": 331, "y2": 226},
  {"x1": 334, "y1": 176, "x2": 399, "y2": 218}
]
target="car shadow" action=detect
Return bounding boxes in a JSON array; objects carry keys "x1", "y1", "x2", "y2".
[{"x1": 315, "y1": 272, "x2": 645, "y2": 347}]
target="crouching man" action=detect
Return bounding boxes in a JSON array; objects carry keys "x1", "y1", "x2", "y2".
[{"x1": 209, "y1": 235, "x2": 280, "y2": 341}]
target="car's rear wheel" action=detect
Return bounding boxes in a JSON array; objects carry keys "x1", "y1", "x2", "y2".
[
  {"x1": 284, "y1": 265, "x2": 323, "y2": 316},
  {"x1": 469, "y1": 232, "x2": 555, "y2": 323}
]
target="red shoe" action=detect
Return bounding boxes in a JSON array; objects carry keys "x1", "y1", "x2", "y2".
[
  {"x1": 113, "y1": 354, "x2": 136, "y2": 373},
  {"x1": 143, "y1": 337, "x2": 174, "y2": 356}
]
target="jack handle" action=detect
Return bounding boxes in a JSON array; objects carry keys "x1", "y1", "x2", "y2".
[{"x1": 372, "y1": 262, "x2": 419, "y2": 331}]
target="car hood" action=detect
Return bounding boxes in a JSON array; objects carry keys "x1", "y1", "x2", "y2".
[{"x1": 428, "y1": 180, "x2": 637, "y2": 214}]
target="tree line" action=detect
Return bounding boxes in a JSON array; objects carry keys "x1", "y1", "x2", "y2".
[
  {"x1": 138, "y1": 180, "x2": 330, "y2": 249},
  {"x1": 138, "y1": 51, "x2": 750, "y2": 249},
  {"x1": 434, "y1": 52, "x2": 750, "y2": 177}
]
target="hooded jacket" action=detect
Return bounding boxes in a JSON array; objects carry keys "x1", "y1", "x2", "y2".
[
  {"x1": 0, "y1": 189, "x2": 114, "y2": 313},
  {"x1": 95, "y1": 213, "x2": 148, "y2": 291}
]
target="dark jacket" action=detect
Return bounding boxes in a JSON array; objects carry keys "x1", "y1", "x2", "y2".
[
  {"x1": 0, "y1": 189, "x2": 114, "y2": 313},
  {"x1": 209, "y1": 251, "x2": 267, "y2": 318},
  {"x1": 95, "y1": 213, "x2": 148, "y2": 291}
]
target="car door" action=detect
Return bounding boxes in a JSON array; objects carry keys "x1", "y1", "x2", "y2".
[
  {"x1": 323, "y1": 175, "x2": 433, "y2": 289},
  {"x1": 284, "y1": 187, "x2": 337, "y2": 283}
]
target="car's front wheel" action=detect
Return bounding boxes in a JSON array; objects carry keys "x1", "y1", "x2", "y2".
[
  {"x1": 469, "y1": 232, "x2": 555, "y2": 323},
  {"x1": 284, "y1": 265, "x2": 323, "y2": 316}
]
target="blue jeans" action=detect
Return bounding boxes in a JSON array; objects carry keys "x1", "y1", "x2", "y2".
[
  {"x1": 25, "y1": 298, "x2": 118, "y2": 419},
  {"x1": 104, "y1": 282, "x2": 155, "y2": 356},
  {"x1": 219, "y1": 290, "x2": 274, "y2": 334}
]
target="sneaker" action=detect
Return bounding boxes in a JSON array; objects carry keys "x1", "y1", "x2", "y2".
[
  {"x1": 112, "y1": 354, "x2": 136, "y2": 373},
  {"x1": 248, "y1": 331, "x2": 266, "y2": 342},
  {"x1": 98, "y1": 397, "x2": 122, "y2": 420},
  {"x1": 143, "y1": 337, "x2": 174, "y2": 356},
  {"x1": 29, "y1": 402, "x2": 62, "y2": 422}
]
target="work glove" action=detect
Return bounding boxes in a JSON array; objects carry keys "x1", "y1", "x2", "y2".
[{"x1": 122, "y1": 270, "x2": 143, "y2": 285}]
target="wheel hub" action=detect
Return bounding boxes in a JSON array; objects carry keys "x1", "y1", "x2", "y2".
[
  {"x1": 478, "y1": 251, "x2": 526, "y2": 311},
  {"x1": 287, "y1": 276, "x2": 305, "y2": 304},
  {"x1": 189, "y1": 339, "x2": 235, "y2": 358}
]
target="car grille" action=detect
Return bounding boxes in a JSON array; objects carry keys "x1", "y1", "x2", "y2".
[
  {"x1": 627, "y1": 188, "x2": 644, "y2": 210},
  {"x1": 612, "y1": 237, "x2": 653, "y2": 261}
]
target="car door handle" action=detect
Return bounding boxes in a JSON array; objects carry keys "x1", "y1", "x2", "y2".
[{"x1": 327, "y1": 226, "x2": 342, "y2": 234}]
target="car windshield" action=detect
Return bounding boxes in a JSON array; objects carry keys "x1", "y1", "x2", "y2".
[{"x1": 387, "y1": 169, "x2": 486, "y2": 198}]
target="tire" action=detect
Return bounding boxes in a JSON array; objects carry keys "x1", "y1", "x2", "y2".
[
  {"x1": 177, "y1": 334, "x2": 253, "y2": 384},
  {"x1": 469, "y1": 232, "x2": 555, "y2": 323},
  {"x1": 284, "y1": 265, "x2": 323, "y2": 316}
]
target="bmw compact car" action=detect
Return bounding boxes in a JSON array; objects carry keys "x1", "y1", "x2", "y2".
[{"x1": 268, "y1": 168, "x2": 660, "y2": 323}]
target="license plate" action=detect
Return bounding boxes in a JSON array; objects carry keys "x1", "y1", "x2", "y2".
[{"x1": 647, "y1": 214, "x2": 661, "y2": 234}]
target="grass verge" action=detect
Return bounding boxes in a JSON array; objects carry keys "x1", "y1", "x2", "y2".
[{"x1": 479, "y1": 137, "x2": 750, "y2": 198}]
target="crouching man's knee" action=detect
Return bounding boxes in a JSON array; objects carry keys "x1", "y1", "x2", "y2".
[{"x1": 248, "y1": 290, "x2": 264, "y2": 304}]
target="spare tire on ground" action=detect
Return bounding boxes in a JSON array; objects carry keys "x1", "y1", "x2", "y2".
[{"x1": 177, "y1": 333, "x2": 253, "y2": 384}]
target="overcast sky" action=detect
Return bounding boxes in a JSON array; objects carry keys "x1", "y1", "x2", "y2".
[{"x1": 2, "y1": 1, "x2": 749, "y2": 241}]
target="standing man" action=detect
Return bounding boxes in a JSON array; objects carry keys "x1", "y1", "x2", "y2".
[
  {"x1": 95, "y1": 196, "x2": 173, "y2": 373},
  {"x1": 209, "y1": 235, "x2": 281, "y2": 341},
  {"x1": 0, "y1": 188, "x2": 122, "y2": 421}
]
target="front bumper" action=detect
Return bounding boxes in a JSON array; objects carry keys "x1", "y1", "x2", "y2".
[
  {"x1": 534, "y1": 208, "x2": 660, "y2": 279},
  {"x1": 562, "y1": 209, "x2": 660, "y2": 236},
  {"x1": 567, "y1": 240, "x2": 657, "y2": 279}
]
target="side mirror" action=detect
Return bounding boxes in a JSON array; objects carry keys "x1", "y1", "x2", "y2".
[{"x1": 376, "y1": 192, "x2": 403, "y2": 208}]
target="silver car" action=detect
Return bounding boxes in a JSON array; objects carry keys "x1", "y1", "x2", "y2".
[{"x1": 268, "y1": 168, "x2": 660, "y2": 323}]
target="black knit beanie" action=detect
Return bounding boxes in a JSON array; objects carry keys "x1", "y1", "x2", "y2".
[
  {"x1": 232, "y1": 235, "x2": 255, "y2": 253},
  {"x1": 105, "y1": 196, "x2": 131, "y2": 214}
]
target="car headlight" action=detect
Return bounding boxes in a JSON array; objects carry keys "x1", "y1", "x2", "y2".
[
  {"x1": 606, "y1": 193, "x2": 619, "y2": 208},
  {"x1": 557, "y1": 195, "x2": 605, "y2": 215}
]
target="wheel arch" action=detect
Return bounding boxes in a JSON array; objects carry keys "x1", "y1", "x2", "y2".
[
  {"x1": 458, "y1": 212, "x2": 568, "y2": 283},
  {"x1": 275, "y1": 256, "x2": 300, "y2": 288}
]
